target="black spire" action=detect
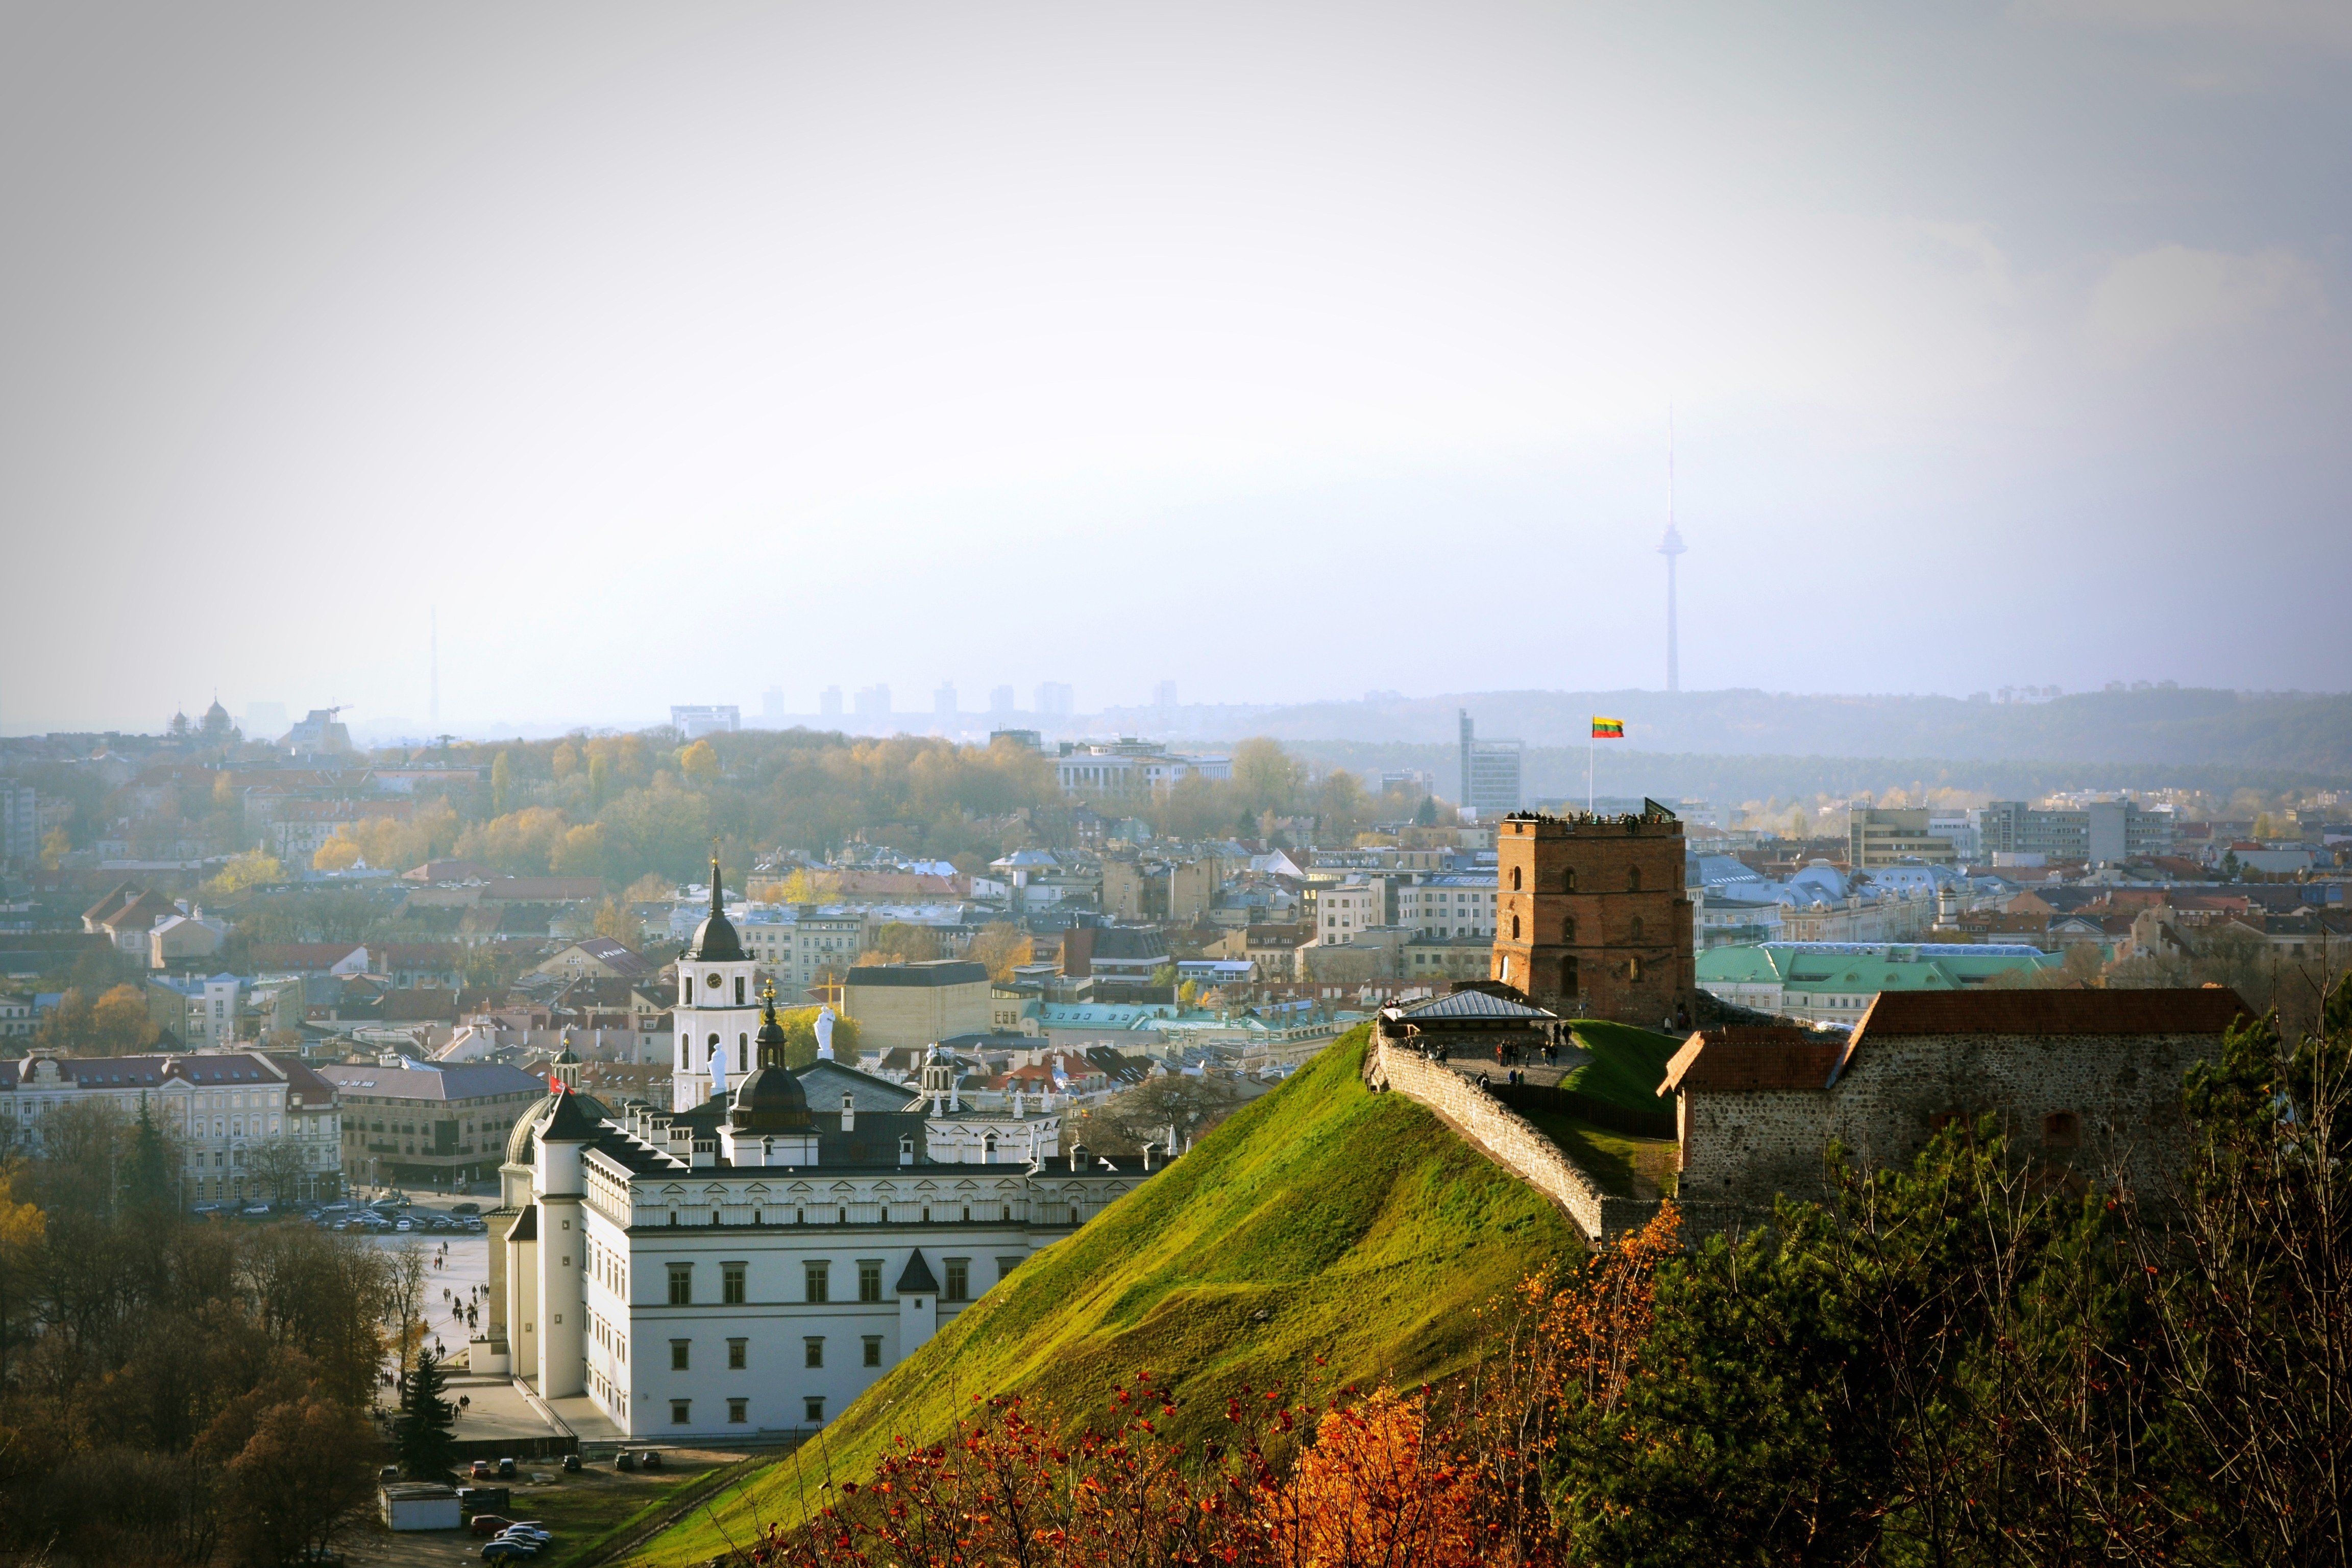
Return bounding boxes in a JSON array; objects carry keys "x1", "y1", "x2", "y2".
[
  {"x1": 684, "y1": 850, "x2": 745, "y2": 963},
  {"x1": 754, "y1": 980, "x2": 787, "y2": 1068}
]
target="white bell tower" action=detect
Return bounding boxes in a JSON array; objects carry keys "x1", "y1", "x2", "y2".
[{"x1": 672, "y1": 854, "x2": 762, "y2": 1112}]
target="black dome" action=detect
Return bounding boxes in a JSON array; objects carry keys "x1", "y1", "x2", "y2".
[
  {"x1": 689, "y1": 911, "x2": 745, "y2": 963},
  {"x1": 730, "y1": 1066, "x2": 812, "y2": 1131},
  {"x1": 685, "y1": 854, "x2": 745, "y2": 962}
]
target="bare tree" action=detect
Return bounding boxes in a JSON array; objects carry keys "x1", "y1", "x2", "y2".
[
  {"x1": 247, "y1": 1136, "x2": 310, "y2": 1208},
  {"x1": 381, "y1": 1242, "x2": 429, "y2": 1380}
]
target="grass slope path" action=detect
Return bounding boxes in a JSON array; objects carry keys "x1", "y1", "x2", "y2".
[
  {"x1": 630, "y1": 1025, "x2": 1580, "y2": 1566},
  {"x1": 1564, "y1": 1020, "x2": 1684, "y2": 1112}
]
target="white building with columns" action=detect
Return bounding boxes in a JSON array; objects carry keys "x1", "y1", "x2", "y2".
[{"x1": 482, "y1": 866, "x2": 1161, "y2": 1440}]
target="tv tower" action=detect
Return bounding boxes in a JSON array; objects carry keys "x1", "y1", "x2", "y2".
[{"x1": 1657, "y1": 409, "x2": 1686, "y2": 693}]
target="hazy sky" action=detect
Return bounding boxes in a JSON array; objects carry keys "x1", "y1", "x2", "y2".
[{"x1": 4, "y1": 1, "x2": 2347, "y2": 736}]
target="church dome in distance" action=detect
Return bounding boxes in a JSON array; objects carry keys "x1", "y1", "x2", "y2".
[{"x1": 686, "y1": 854, "x2": 745, "y2": 963}]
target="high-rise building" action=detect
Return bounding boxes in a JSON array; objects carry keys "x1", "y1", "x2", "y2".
[
  {"x1": 1456, "y1": 710, "x2": 1522, "y2": 819},
  {"x1": 820, "y1": 687, "x2": 843, "y2": 718},
  {"x1": 760, "y1": 687, "x2": 790, "y2": 726},
  {"x1": 934, "y1": 682, "x2": 957, "y2": 717},
  {"x1": 1153, "y1": 680, "x2": 1178, "y2": 709},
  {"x1": 1975, "y1": 800, "x2": 2173, "y2": 865},
  {"x1": 671, "y1": 705, "x2": 740, "y2": 739},
  {"x1": 1847, "y1": 808, "x2": 1957, "y2": 869},
  {"x1": 1035, "y1": 681, "x2": 1074, "y2": 716},
  {"x1": 0, "y1": 784, "x2": 36, "y2": 869},
  {"x1": 989, "y1": 685, "x2": 1017, "y2": 714},
  {"x1": 853, "y1": 685, "x2": 892, "y2": 718}
]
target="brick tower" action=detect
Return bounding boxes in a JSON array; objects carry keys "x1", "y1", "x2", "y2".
[{"x1": 1490, "y1": 805, "x2": 1694, "y2": 1025}]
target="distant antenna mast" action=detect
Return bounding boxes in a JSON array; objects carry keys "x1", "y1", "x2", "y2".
[
  {"x1": 429, "y1": 605, "x2": 439, "y2": 739},
  {"x1": 1657, "y1": 405, "x2": 1686, "y2": 694}
]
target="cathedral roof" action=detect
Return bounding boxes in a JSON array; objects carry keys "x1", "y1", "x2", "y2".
[
  {"x1": 540, "y1": 1084, "x2": 602, "y2": 1141},
  {"x1": 505, "y1": 1085, "x2": 612, "y2": 1165}
]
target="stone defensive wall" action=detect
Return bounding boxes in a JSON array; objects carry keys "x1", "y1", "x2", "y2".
[{"x1": 1365, "y1": 1037, "x2": 1660, "y2": 1243}]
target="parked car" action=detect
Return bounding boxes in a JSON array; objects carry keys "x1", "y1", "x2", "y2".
[
  {"x1": 480, "y1": 1541, "x2": 535, "y2": 1561},
  {"x1": 496, "y1": 1457, "x2": 517, "y2": 1478},
  {"x1": 614, "y1": 1451, "x2": 637, "y2": 1472},
  {"x1": 496, "y1": 1526, "x2": 551, "y2": 1541},
  {"x1": 561, "y1": 1454, "x2": 581, "y2": 1473},
  {"x1": 394, "y1": 1219, "x2": 413, "y2": 1232},
  {"x1": 451, "y1": 1201, "x2": 482, "y2": 1215},
  {"x1": 379, "y1": 1465, "x2": 401, "y2": 1482},
  {"x1": 640, "y1": 1449, "x2": 663, "y2": 1470},
  {"x1": 470, "y1": 1459, "x2": 494, "y2": 1479},
  {"x1": 468, "y1": 1516, "x2": 513, "y2": 1538}
]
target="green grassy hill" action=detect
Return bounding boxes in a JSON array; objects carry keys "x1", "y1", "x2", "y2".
[
  {"x1": 630, "y1": 1026, "x2": 1581, "y2": 1566},
  {"x1": 1563, "y1": 1019, "x2": 1683, "y2": 1111}
]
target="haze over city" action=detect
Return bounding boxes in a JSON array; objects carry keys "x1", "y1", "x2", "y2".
[
  {"x1": 10, "y1": 10, "x2": 2352, "y2": 1567},
  {"x1": 5, "y1": 1, "x2": 2349, "y2": 734}
]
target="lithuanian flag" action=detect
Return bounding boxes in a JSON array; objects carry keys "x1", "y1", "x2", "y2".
[{"x1": 1591, "y1": 717, "x2": 1625, "y2": 739}]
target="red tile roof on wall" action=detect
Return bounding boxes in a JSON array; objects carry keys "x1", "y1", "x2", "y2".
[
  {"x1": 1660, "y1": 1030, "x2": 1844, "y2": 1095},
  {"x1": 1851, "y1": 988, "x2": 2251, "y2": 1041},
  {"x1": 1660, "y1": 989, "x2": 2253, "y2": 1100}
]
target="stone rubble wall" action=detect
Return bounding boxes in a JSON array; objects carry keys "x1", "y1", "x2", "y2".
[{"x1": 1367, "y1": 1038, "x2": 1659, "y2": 1242}]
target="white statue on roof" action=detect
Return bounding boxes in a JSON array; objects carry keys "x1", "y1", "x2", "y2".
[{"x1": 814, "y1": 1005, "x2": 836, "y2": 1061}]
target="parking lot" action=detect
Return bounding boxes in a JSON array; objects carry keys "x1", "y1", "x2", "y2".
[{"x1": 349, "y1": 1448, "x2": 758, "y2": 1568}]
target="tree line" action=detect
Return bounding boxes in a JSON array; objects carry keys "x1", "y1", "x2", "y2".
[
  {"x1": 0, "y1": 1099, "x2": 422, "y2": 1566},
  {"x1": 285, "y1": 729, "x2": 1403, "y2": 892}
]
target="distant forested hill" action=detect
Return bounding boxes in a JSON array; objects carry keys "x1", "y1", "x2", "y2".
[{"x1": 1215, "y1": 688, "x2": 2352, "y2": 776}]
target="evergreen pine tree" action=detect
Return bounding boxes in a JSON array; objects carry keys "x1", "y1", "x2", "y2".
[
  {"x1": 124, "y1": 1096, "x2": 177, "y2": 1218},
  {"x1": 393, "y1": 1345, "x2": 457, "y2": 1478}
]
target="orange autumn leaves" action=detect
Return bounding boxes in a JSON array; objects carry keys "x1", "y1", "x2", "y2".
[{"x1": 746, "y1": 1208, "x2": 1683, "y2": 1568}]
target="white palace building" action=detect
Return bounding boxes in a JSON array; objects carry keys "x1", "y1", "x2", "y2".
[{"x1": 482, "y1": 866, "x2": 1167, "y2": 1440}]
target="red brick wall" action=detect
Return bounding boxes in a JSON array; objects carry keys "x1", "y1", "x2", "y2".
[{"x1": 1489, "y1": 813, "x2": 1694, "y2": 1024}]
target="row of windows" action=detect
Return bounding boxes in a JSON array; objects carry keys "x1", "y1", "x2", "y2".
[
  {"x1": 1502, "y1": 914, "x2": 1647, "y2": 943},
  {"x1": 1504, "y1": 865, "x2": 1654, "y2": 893},
  {"x1": 664, "y1": 1257, "x2": 980, "y2": 1304},
  {"x1": 658, "y1": 1199, "x2": 1005, "y2": 1227},
  {"x1": 667, "y1": 1333, "x2": 886, "y2": 1371},
  {"x1": 672, "y1": 1395, "x2": 823, "y2": 1426},
  {"x1": 681, "y1": 974, "x2": 751, "y2": 1007}
]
